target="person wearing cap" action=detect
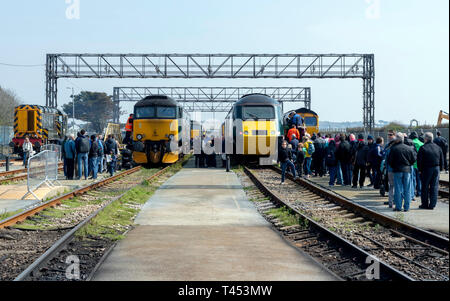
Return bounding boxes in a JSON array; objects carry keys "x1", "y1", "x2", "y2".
[
  {"x1": 292, "y1": 111, "x2": 304, "y2": 129},
  {"x1": 433, "y1": 131, "x2": 448, "y2": 173},
  {"x1": 387, "y1": 132, "x2": 417, "y2": 212},
  {"x1": 287, "y1": 111, "x2": 295, "y2": 128},
  {"x1": 418, "y1": 132, "x2": 444, "y2": 209},
  {"x1": 409, "y1": 131, "x2": 424, "y2": 197},
  {"x1": 352, "y1": 134, "x2": 369, "y2": 188}
]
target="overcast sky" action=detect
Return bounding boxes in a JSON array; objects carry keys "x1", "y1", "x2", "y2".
[{"x1": 0, "y1": 0, "x2": 448, "y2": 124}]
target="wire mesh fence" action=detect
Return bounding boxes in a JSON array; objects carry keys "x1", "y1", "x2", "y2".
[
  {"x1": 23, "y1": 150, "x2": 60, "y2": 200},
  {"x1": 41, "y1": 144, "x2": 62, "y2": 161},
  {"x1": 0, "y1": 126, "x2": 13, "y2": 159}
]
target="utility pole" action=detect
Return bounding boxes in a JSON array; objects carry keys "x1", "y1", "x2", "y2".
[{"x1": 66, "y1": 87, "x2": 75, "y2": 134}]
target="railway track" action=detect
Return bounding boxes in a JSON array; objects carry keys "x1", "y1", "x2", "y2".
[
  {"x1": 0, "y1": 165, "x2": 146, "y2": 280},
  {"x1": 0, "y1": 163, "x2": 64, "y2": 184},
  {"x1": 0, "y1": 156, "x2": 189, "y2": 281},
  {"x1": 439, "y1": 180, "x2": 449, "y2": 200},
  {"x1": 242, "y1": 166, "x2": 449, "y2": 281}
]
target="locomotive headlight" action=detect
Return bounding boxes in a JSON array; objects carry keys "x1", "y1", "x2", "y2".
[
  {"x1": 137, "y1": 134, "x2": 143, "y2": 140},
  {"x1": 169, "y1": 134, "x2": 174, "y2": 140},
  {"x1": 244, "y1": 131, "x2": 249, "y2": 135}
]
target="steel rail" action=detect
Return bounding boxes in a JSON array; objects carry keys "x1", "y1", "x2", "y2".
[
  {"x1": 439, "y1": 189, "x2": 449, "y2": 198},
  {"x1": 0, "y1": 165, "x2": 64, "y2": 184},
  {"x1": 13, "y1": 164, "x2": 175, "y2": 281},
  {"x1": 0, "y1": 163, "x2": 64, "y2": 178},
  {"x1": 0, "y1": 166, "x2": 141, "y2": 229},
  {"x1": 270, "y1": 166, "x2": 449, "y2": 252},
  {"x1": 244, "y1": 166, "x2": 414, "y2": 281},
  {"x1": 439, "y1": 180, "x2": 449, "y2": 198}
]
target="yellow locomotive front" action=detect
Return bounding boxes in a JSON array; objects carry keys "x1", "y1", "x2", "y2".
[
  {"x1": 11, "y1": 105, "x2": 67, "y2": 156},
  {"x1": 131, "y1": 95, "x2": 190, "y2": 165},
  {"x1": 225, "y1": 94, "x2": 283, "y2": 163}
]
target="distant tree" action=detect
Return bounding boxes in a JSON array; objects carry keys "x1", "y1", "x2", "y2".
[
  {"x1": 62, "y1": 91, "x2": 114, "y2": 133},
  {"x1": 0, "y1": 86, "x2": 21, "y2": 126}
]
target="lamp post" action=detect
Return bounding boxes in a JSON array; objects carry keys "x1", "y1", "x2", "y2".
[{"x1": 66, "y1": 87, "x2": 75, "y2": 134}]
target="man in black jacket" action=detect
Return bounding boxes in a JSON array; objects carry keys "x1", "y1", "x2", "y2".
[
  {"x1": 433, "y1": 131, "x2": 448, "y2": 173},
  {"x1": 352, "y1": 134, "x2": 369, "y2": 188},
  {"x1": 336, "y1": 135, "x2": 353, "y2": 186},
  {"x1": 387, "y1": 133, "x2": 417, "y2": 212},
  {"x1": 278, "y1": 140, "x2": 297, "y2": 184},
  {"x1": 417, "y1": 132, "x2": 444, "y2": 210}
]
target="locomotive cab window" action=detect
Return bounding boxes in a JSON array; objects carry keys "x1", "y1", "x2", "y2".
[
  {"x1": 304, "y1": 116, "x2": 318, "y2": 126},
  {"x1": 157, "y1": 106, "x2": 176, "y2": 119},
  {"x1": 135, "y1": 107, "x2": 155, "y2": 118},
  {"x1": 27, "y1": 110, "x2": 35, "y2": 131},
  {"x1": 241, "y1": 106, "x2": 275, "y2": 120}
]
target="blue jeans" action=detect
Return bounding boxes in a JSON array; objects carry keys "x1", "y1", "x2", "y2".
[
  {"x1": 281, "y1": 160, "x2": 296, "y2": 182},
  {"x1": 108, "y1": 156, "x2": 117, "y2": 176},
  {"x1": 328, "y1": 166, "x2": 338, "y2": 186},
  {"x1": 23, "y1": 152, "x2": 28, "y2": 167},
  {"x1": 414, "y1": 167, "x2": 421, "y2": 197},
  {"x1": 336, "y1": 162, "x2": 343, "y2": 185},
  {"x1": 410, "y1": 168, "x2": 416, "y2": 200},
  {"x1": 340, "y1": 162, "x2": 352, "y2": 186},
  {"x1": 89, "y1": 157, "x2": 98, "y2": 179},
  {"x1": 98, "y1": 156, "x2": 104, "y2": 173},
  {"x1": 420, "y1": 166, "x2": 439, "y2": 209},
  {"x1": 304, "y1": 157, "x2": 312, "y2": 175},
  {"x1": 77, "y1": 152, "x2": 89, "y2": 179},
  {"x1": 393, "y1": 172, "x2": 412, "y2": 211}
]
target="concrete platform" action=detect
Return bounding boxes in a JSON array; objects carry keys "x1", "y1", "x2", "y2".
[
  {"x1": 93, "y1": 159, "x2": 335, "y2": 281},
  {"x1": 308, "y1": 175, "x2": 449, "y2": 234}
]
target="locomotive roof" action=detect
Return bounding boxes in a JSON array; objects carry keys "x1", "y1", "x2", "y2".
[
  {"x1": 294, "y1": 107, "x2": 318, "y2": 116},
  {"x1": 235, "y1": 93, "x2": 279, "y2": 106},
  {"x1": 135, "y1": 95, "x2": 178, "y2": 107},
  {"x1": 16, "y1": 105, "x2": 63, "y2": 114}
]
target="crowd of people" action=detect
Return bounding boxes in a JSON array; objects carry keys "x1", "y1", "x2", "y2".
[
  {"x1": 193, "y1": 134, "x2": 220, "y2": 168},
  {"x1": 278, "y1": 122, "x2": 448, "y2": 213},
  {"x1": 60, "y1": 130, "x2": 120, "y2": 180}
]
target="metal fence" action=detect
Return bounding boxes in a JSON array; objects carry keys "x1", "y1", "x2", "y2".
[
  {"x1": 0, "y1": 126, "x2": 13, "y2": 159},
  {"x1": 41, "y1": 144, "x2": 62, "y2": 161},
  {"x1": 22, "y1": 150, "x2": 60, "y2": 201}
]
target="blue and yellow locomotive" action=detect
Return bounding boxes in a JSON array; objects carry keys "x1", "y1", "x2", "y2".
[{"x1": 131, "y1": 95, "x2": 190, "y2": 165}]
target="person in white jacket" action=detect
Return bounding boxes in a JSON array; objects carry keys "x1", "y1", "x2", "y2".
[{"x1": 22, "y1": 137, "x2": 34, "y2": 168}]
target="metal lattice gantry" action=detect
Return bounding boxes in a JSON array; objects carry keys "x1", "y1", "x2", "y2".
[
  {"x1": 46, "y1": 53, "x2": 375, "y2": 130},
  {"x1": 111, "y1": 87, "x2": 312, "y2": 121}
]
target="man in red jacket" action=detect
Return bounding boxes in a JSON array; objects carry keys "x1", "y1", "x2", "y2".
[{"x1": 287, "y1": 124, "x2": 300, "y2": 142}]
